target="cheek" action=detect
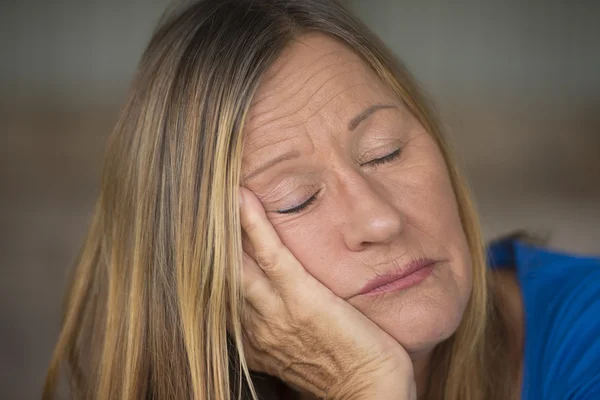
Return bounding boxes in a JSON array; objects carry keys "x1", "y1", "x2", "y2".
[
  {"x1": 382, "y1": 140, "x2": 472, "y2": 288},
  {"x1": 386, "y1": 138, "x2": 468, "y2": 254},
  {"x1": 400, "y1": 169, "x2": 463, "y2": 244},
  {"x1": 270, "y1": 215, "x2": 352, "y2": 295},
  {"x1": 277, "y1": 225, "x2": 328, "y2": 269}
]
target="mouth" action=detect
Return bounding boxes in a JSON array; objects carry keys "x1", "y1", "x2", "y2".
[{"x1": 357, "y1": 258, "x2": 438, "y2": 297}]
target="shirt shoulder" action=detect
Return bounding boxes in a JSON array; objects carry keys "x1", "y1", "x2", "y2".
[{"x1": 488, "y1": 238, "x2": 600, "y2": 399}]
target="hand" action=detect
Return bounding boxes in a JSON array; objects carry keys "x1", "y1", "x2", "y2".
[{"x1": 238, "y1": 187, "x2": 416, "y2": 399}]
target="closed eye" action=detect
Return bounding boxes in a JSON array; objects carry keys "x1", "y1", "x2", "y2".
[
  {"x1": 277, "y1": 190, "x2": 321, "y2": 214},
  {"x1": 276, "y1": 149, "x2": 402, "y2": 215},
  {"x1": 364, "y1": 148, "x2": 402, "y2": 167}
]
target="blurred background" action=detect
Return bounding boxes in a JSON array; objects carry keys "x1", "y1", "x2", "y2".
[{"x1": 1, "y1": 0, "x2": 598, "y2": 398}]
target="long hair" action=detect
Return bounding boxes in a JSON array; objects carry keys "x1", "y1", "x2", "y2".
[{"x1": 43, "y1": 0, "x2": 515, "y2": 398}]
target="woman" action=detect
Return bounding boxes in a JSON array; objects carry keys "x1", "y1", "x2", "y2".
[{"x1": 43, "y1": 0, "x2": 600, "y2": 399}]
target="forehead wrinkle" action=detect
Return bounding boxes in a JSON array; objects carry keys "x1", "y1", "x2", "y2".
[
  {"x1": 244, "y1": 132, "x2": 302, "y2": 159},
  {"x1": 247, "y1": 65, "x2": 367, "y2": 140},
  {"x1": 252, "y1": 48, "x2": 352, "y2": 108},
  {"x1": 256, "y1": 37, "x2": 360, "y2": 94},
  {"x1": 310, "y1": 81, "x2": 371, "y2": 121},
  {"x1": 242, "y1": 138, "x2": 317, "y2": 184},
  {"x1": 299, "y1": 82, "x2": 370, "y2": 154},
  {"x1": 248, "y1": 58, "x2": 360, "y2": 134},
  {"x1": 246, "y1": 104, "x2": 307, "y2": 139},
  {"x1": 244, "y1": 33, "x2": 400, "y2": 182},
  {"x1": 244, "y1": 118, "x2": 317, "y2": 160},
  {"x1": 247, "y1": 79, "x2": 391, "y2": 177},
  {"x1": 300, "y1": 65, "x2": 365, "y2": 109},
  {"x1": 254, "y1": 36, "x2": 325, "y2": 88}
]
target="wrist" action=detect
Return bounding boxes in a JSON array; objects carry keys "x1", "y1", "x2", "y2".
[{"x1": 329, "y1": 354, "x2": 416, "y2": 400}]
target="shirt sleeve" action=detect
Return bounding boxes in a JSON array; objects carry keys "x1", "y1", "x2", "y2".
[{"x1": 518, "y1": 244, "x2": 600, "y2": 400}]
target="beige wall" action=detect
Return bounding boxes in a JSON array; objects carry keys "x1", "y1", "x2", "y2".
[
  {"x1": 2, "y1": 2, "x2": 171, "y2": 398},
  {"x1": 1, "y1": 1, "x2": 599, "y2": 398}
]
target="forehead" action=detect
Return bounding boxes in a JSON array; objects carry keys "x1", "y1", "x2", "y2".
[{"x1": 243, "y1": 33, "x2": 398, "y2": 154}]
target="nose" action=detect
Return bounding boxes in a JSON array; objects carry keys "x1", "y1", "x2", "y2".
[{"x1": 340, "y1": 172, "x2": 405, "y2": 251}]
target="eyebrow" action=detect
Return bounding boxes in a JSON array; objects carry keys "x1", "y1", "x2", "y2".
[
  {"x1": 348, "y1": 103, "x2": 398, "y2": 131},
  {"x1": 244, "y1": 103, "x2": 398, "y2": 181}
]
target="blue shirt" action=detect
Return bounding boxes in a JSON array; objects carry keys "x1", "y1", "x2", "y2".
[{"x1": 488, "y1": 238, "x2": 600, "y2": 399}]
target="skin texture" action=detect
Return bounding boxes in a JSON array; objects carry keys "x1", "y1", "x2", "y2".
[
  {"x1": 240, "y1": 187, "x2": 416, "y2": 399},
  {"x1": 240, "y1": 32, "x2": 474, "y2": 397}
]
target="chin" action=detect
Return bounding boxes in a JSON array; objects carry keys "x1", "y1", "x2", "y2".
[
  {"x1": 353, "y1": 265, "x2": 471, "y2": 355},
  {"x1": 384, "y1": 301, "x2": 465, "y2": 356}
]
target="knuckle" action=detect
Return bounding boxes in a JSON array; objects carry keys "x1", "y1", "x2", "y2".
[
  {"x1": 243, "y1": 279, "x2": 263, "y2": 299},
  {"x1": 241, "y1": 217, "x2": 254, "y2": 233},
  {"x1": 242, "y1": 212, "x2": 260, "y2": 235},
  {"x1": 244, "y1": 316, "x2": 272, "y2": 351},
  {"x1": 248, "y1": 327, "x2": 271, "y2": 352},
  {"x1": 289, "y1": 308, "x2": 312, "y2": 328},
  {"x1": 255, "y1": 331, "x2": 272, "y2": 352},
  {"x1": 245, "y1": 328, "x2": 261, "y2": 350},
  {"x1": 254, "y1": 247, "x2": 278, "y2": 271}
]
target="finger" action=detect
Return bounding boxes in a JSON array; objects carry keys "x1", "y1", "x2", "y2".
[
  {"x1": 242, "y1": 251, "x2": 279, "y2": 315},
  {"x1": 239, "y1": 187, "x2": 307, "y2": 286}
]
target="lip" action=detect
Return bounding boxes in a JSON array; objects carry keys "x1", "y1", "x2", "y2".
[{"x1": 358, "y1": 258, "x2": 438, "y2": 296}]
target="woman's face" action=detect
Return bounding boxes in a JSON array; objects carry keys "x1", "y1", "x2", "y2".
[{"x1": 241, "y1": 33, "x2": 472, "y2": 357}]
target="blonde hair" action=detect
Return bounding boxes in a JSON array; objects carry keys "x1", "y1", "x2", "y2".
[{"x1": 43, "y1": 0, "x2": 514, "y2": 399}]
